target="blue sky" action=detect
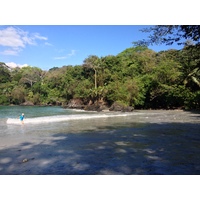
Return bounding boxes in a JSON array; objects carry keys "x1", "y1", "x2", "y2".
[
  {"x1": 0, "y1": 1, "x2": 197, "y2": 72},
  {"x1": 0, "y1": 25, "x2": 184, "y2": 71}
]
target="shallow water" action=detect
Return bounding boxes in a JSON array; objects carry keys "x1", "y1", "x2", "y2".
[{"x1": 0, "y1": 106, "x2": 200, "y2": 175}]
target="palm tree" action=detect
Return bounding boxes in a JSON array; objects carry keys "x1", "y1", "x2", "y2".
[{"x1": 184, "y1": 67, "x2": 200, "y2": 87}]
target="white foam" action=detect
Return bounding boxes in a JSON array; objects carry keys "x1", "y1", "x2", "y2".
[{"x1": 6, "y1": 113, "x2": 130, "y2": 125}]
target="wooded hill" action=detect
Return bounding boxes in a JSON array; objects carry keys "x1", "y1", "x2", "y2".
[{"x1": 1, "y1": 44, "x2": 200, "y2": 110}]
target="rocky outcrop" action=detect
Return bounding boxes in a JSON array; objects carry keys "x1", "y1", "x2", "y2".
[
  {"x1": 109, "y1": 102, "x2": 134, "y2": 112},
  {"x1": 64, "y1": 98, "x2": 133, "y2": 112},
  {"x1": 20, "y1": 101, "x2": 34, "y2": 106},
  {"x1": 84, "y1": 104, "x2": 101, "y2": 111},
  {"x1": 66, "y1": 98, "x2": 85, "y2": 109},
  {"x1": 84, "y1": 100, "x2": 110, "y2": 112}
]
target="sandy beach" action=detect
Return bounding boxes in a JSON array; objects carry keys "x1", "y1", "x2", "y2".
[{"x1": 1, "y1": 109, "x2": 200, "y2": 175}]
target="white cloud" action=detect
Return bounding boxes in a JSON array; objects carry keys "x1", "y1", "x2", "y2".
[
  {"x1": 0, "y1": 27, "x2": 25, "y2": 48},
  {"x1": 54, "y1": 56, "x2": 67, "y2": 60},
  {"x1": 68, "y1": 49, "x2": 76, "y2": 56},
  {"x1": 1, "y1": 48, "x2": 20, "y2": 56},
  {"x1": 0, "y1": 26, "x2": 48, "y2": 56},
  {"x1": 53, "y1": 50, "x2": 76, "y2": 60},
  {"x1": 6, "y1": 62, "x2": 28, "y2": 69},
  {"x1": 44, "y1": 42, "x2": 53, "y2": 46},
  {"x1": 34, "y1": 33, "x2": 48, "y2": 41}
]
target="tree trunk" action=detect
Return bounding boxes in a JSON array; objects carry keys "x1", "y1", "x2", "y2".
[{"x1": 94, "y1": 69, "x2": 97, "y2": 89}]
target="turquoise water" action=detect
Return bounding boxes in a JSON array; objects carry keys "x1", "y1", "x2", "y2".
[
  {"x1": 0, "y1": 105, "x2": 76, "y2": 119},
  {"x1": 1, "y1": 106, "x2": 200, "y2": 174},
  {"x1": 0, "y1": 105, "x2": 133, "y2": 136},
  {"x1": 0, "y1": 106, "x2": 81, "y2": 136}
]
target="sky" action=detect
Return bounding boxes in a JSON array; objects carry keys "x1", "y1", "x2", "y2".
[
  {"x1": 0, "y1": 0, "x2": 198, "y2": 72},
  {"x1": 0, "y1": 25, "x2": 184, "y2": 71}
]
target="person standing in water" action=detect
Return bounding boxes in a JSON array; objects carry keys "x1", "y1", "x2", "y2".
[{"x1": 19, "y1": 113, "x2": 25, "y2": 124}]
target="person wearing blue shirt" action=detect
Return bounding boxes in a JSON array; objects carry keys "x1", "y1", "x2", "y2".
[{"x1": 19, "y1": 113, "x2": 25, "y2": 124}]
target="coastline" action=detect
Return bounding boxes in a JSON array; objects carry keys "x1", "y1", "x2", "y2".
[
  {"x1": 1, "y1": 109, "x2": 200, "y2": 175},
  {"x1": 1, "y1": 103, "x2": 189, "y2": 111}
]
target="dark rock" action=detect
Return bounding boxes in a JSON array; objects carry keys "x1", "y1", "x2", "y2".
[
  {"x1": 66, "y1": 98, "x2": 85, "y2": 109},
  {"x1": 84, "y1": 100, "x2": 110, "y2": 112},
  {"x1": 20, "y1": 101, "x2": 34, "y2": 106},
  {"x1": 99, "y1": 104, "x2": 110, "y2": 111},
  {"x1": 84, "y1": 104, "x2": 101, "y2": 112},
  {"x1": 109, "y1": 102, "x2": 134, "y2": 112},
  {"x1": 122, "y1": 106, "x2": 134, "y2": 112},
  {"x1": 109, "y1": 102, "x2": 124, "y2": 111}
]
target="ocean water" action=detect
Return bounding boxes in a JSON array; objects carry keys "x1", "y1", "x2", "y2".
[
  {"x1": 0, "y1": 105, "x2": 135, "y2": 136},
  {"x1": 0, "y1": 106, "x2": 200, "y2": 175}
]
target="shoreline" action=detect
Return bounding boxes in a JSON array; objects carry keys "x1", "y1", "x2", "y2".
[
  {"x1": 1, "y1": 109, "x2": 200, "y2": 175},
  {"x1": 1, "y1": 117, "x2": 200, "y2": 175},
  {"x1": 1, "y1": 103, "x2": 194, "y2": 111}
]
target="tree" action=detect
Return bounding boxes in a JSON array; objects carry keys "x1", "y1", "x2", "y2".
[
  {"x1": 0, "y1": 62, "x2": 11, "y2": 83},
  {"x1": 184, "y1": 67, "x2": 200, "y2": 88},
  {"x1": 11, "y1": 86, "x2": 26, "y2": 104},
  {"x1": 132, "y1": 25, "x2": 200, "y2": 109},
  {"x1": 118, "y1": 47, "x2": 157, "y2": 77},
  {"x1": 83, "y1": 55, "x2": 101, "y2": 89},
  {"x1": 178, "y1": 44, "x2": 200, "y2": 90},
  {"x1": 20, "y1": 66, "x2": 43, "y2": 88},
  {"x1": 133, "y1": 25, "x2": 200, "y2": 46},
  {"x1": 10, "y1": 67, "x2": 22, "y2": 82}
]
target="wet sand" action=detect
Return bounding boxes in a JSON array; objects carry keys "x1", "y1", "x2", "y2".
[{"x1": 1, "y1": 110, "x2": 200, "y2": 175}]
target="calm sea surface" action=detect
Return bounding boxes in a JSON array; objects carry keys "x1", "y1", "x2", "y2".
[{"x1": 0, "y1": 106, "x2": 200, "y2": 175}]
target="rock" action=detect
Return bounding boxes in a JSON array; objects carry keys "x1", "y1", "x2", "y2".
[
  {"x1": 84, "y1": 104, "x2": 101, "y2": 112},
  {"x1": 109, "y1": 102, "x2": 134, "y2": 112},
  {"x1": 109, "y1": 102, "x2": 124, "y2": 111},
  {"x1": 122, "y1": 106, "x2": 134, "y2": 112},
  {"x1": 22, "y1": 158, "x2": 28, "y2": 163},
  {"x1": 66, "y1": 98, "x2": 85, "y2": 109},
  {"x1": 84, "y1": 101, "x2": 110, "y2": 112},
  {"x1": 22, "y1": 158, "x2": 35, "y2": 163},
  {"x1": 20, "y1": 101, "x2": 34, "y2": 106}
]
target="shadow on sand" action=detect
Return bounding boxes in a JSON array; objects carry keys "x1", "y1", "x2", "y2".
[{"x1": 1, "y1": 122, "x2": 200, "y2": 175}]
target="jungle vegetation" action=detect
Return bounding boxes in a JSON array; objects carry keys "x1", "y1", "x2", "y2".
[{"x1": 0, "y1": 25, "x2": 200, "y2": 109}]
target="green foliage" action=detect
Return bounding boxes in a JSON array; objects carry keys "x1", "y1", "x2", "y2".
[
  {"x1": 0, "y1": 63, "x2": 11, "y2": 83},
  {"x1": 0, "y1": 95, "x2": 9, "y2": 105},
  {"x1": 1, "y1": 38, "x2": 200, "y2": 109},
  {"x1": 134, "y1": 25, "x2": 200, "y2": 46},
  {"x1": 106, "y1": 77, "x2": 145, "y2": 107},
  {"x1": 83, "y1": 55, "x2": 101, "y2": 89},
  {"x1": 19, "y1": 66, "x2": 43, "y2": 87},
  {"x1": 46, "y1": 88, "x2": 61, "y2": 104},
  {"x1": 10, "y1": 86, "x2": 26, "y2": 104}
]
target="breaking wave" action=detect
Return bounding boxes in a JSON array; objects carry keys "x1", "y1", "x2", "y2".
[{"x1": 6, "y1": 113, "x2": 131, "y2": 125}]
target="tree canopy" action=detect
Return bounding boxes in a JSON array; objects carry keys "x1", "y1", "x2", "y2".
[
  {"x1": 133, "y1": 25, "x2": 200, "y2": 46},
  {"x1": 1, "y1": 26, "x2": 200, "y2": 109}
]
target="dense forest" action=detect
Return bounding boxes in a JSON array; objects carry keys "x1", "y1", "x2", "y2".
[{"x1": 1, "y1": 26, "x2": 200, "y2": 110}]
